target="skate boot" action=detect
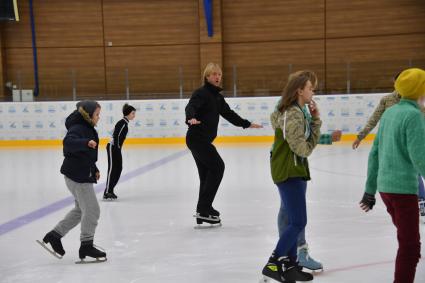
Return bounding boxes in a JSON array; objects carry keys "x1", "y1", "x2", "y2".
[
  {"x1": 297, "y1": 244, "x2": 323, "y2": 271},
  {"x1": 103, "y1": 191, "x2": 118, "y2": 200},
  {"x1": 37, "y1": 230, "x2": 65, "y2": 259},
  {"x1": 260, "y1": 254, "x2": 295, "y2": 283},
  {"x1": 209, "y1": 207, "x2": 220, "y2": 217},
  {"x1": 193, "y1": 211, "x2": 221, "y2": 229},
  {"x1": 76, "y1": 240, "x2": 107, "y2": 264},
  {"x1": 261, "y1": 254, "x2": 313, "y2": 282}
]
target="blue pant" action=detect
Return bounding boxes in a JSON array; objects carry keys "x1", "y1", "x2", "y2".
[
  {"x1": 418, "y1": 176, "x2": 425, "y2": 199},
  {"x1": 274, "y1": 178, "x2": 307, "y2": 259},
  {"x1": 278, "y1": 185, "x2": 307, "y2": 247}
]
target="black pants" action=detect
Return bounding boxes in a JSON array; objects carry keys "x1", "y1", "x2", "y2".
[
  {"x1": 105, "y1": 143, "x2": 122, "y2": 194},
  {"x1": 186, "y1": 136, "x2": 225, "y2": 214}
]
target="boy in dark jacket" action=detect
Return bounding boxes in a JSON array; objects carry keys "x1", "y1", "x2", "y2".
[
  {"x1": 103, "y1": 103, "x2": 136, "y2": 200},
  {"x1": 37, "y1": 100, "x2": 107, "y2": 263}
]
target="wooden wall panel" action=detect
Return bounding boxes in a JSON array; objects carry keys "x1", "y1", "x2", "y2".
[
  {"x1": 3, "y1": 1, "x2": 32, "y2": 48},
  {"x1": 4, "y1": 48, "x2": 34, "y2": 91},
  {"x1": 36, "y1": 48, "x2": 106, "y2": 99},
  {"x1": 223, "y1": 40, "x2": 325, "y2": 96},
  {"x1": 222, "y1": 0, "x2": 324, "y2": 42},
  {"x1": 35, "y1": 0, "x2": 103, "y2": 47},
  {"x1": 105, "y1": 45, "x2": 200, "y2": 98},
  {"x1": 103, "y1": 0, "x2": 199, "y2": 46},
  {"x1": 327, "y1": 0, "x2": 425, "y2": 38},
  {"x1": 0, "y1": 30, "x2": 5, "y2": 98},
  {"x1": 326, "y1": 34, "x2": 425, "y2": 93}
]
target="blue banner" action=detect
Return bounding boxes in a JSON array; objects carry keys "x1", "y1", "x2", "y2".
[{"x1": 203, "y1": 0, "x2": 213, "y2": 37}]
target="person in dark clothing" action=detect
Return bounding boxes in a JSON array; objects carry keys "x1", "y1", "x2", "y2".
[
  {"x1": 103, "y1": 103, "x2": 136, "y2": 200},
  {"x1": 185, "y1": 62, "x2": 262, "y2": 226},
  {"x1": 37, "y1": 100, "x2": 107, "y2": 263}
]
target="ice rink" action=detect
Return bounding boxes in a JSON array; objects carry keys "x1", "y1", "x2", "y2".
[{"x1": 0, "y1": 143, "x2": 424, "y2": 283}]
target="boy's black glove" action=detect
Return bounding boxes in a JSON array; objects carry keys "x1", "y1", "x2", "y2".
[{"x1": 360, "y1": 192, "x2": 376, "y2": 212}]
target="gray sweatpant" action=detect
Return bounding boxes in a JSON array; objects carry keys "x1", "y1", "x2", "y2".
[{"x1": 53, "y1": 176, "x2": 100, "y2": 242}]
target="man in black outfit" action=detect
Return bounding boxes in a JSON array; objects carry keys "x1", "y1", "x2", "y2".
[{"x1": 185, "y1": 62, "x2": 262, "y2": 225}]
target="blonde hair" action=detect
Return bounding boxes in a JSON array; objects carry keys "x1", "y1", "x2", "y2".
[
  {"x1": 277, "y1": 70, "x2": 318, "y2": 113},
  {"x1": 202, "y1": 62, "x2": 222, "y2": 83}
]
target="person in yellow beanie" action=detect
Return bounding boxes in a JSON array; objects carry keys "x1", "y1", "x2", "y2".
[{"x1": 360, "y1": 68, "x2": 425, "y2": 283}]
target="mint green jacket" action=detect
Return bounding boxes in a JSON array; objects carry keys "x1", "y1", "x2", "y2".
[{"x1": 366, "y1": 99, "x2": 425, "y2": 195}]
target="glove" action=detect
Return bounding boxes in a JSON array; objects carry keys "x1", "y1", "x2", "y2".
[{"x1": 360, "y1": 192, "x2": 376, "y2": 212}]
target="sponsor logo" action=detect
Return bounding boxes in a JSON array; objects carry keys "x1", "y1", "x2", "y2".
[
  {"x1": 341, "y1": 109, "x2": 350, "y2": 117},
  {"x1": 34, "y1": 105, "x2": 43, "y2": 113},
  {"x1": 22, "y1": 121, "x2": 31, "y2": 129},
  {"x1": 367, "y1": 102, "x2": 375, "y2": 108},
  {"x1": 260, "y1": 103, "x2": 269, "y2": 110},
  {"x1": 35, "y1": 121, "x2": 43, "y2": 128},
  {"x1": 159, "y1": 104, "x2": 166, "y2": 111},
  {"x1": 171, "y1": 103, "x2": 179, "y2": 111},
  {"x1": 48, "y1": 106, "x2": 56, "y2": 113},
  {"x1": 145, "y1": 104, "x2": 154, "y2": 111},
  {"x1": 173, "y1": 120, "x2": 180, "y2": 126},
  {"x1": 49, "y1": 122, "x2": 56, "y2": 128},
  {"x1": 355, "y1": 109, "x2": 364, "y2": 117},
  {"x1": 8, "y1": 106, "x2": 16, "y2": 113},
  {"x1": 342, "y1": 125, "x2": 350, "y2": 132},
  {"x1": 247, "y1": 103, "x2": 256, "y2": 111},
  {"x1": 135, "y1": 120, "x2": 142, "y2": 127},
  {"x1": 327, "y1": 110, "x2": 335, "y2": 117},
  {"x1": 145, "y1": 119, "x2": 154, "y2": 127},
  {"x1": 23, "y1": 106, "x2": 29, "y2": 113},
  {"x1": 159, "y1": 119, "x2": 167, "y2": 127}
]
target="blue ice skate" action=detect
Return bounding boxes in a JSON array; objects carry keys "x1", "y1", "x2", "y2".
[{"x1": 297, "y1": 244, "x2": 323, "y2": 272}]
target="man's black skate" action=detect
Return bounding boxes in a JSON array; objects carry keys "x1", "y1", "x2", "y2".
[
  {"x1": 209, "y1": 207, "x2": 220, "y2": 217},
  {"x1": 76, "y1": 240, "x2": 107, "y2": 264},
  {"x1": 36, "y1": 230, "x2": 65, "y2": 259},
  {"x1": 260, "y1": 254, "x2": 313, "y2": 282},
  {"x1": 103, "y1": 191, "x2": 118, "y2": 200},
  {"x1": 193, "y1": 212, "x2": 222, "y2": 229}
]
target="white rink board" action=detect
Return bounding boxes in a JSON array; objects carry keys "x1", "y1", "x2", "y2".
[{"x1": 0, "y1": 94, "x2": 386, "y2": 140}]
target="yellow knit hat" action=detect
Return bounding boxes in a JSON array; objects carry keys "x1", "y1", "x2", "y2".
[{"x1": 394, "y1": 68, "x2": 425, "y2": 100}]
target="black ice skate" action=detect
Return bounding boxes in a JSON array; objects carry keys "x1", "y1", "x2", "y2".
[
  {"x1": 103, "y1": 191, "x2": 118, "y2": 201},
  {"x1": 36, "y1": 230, "x2": 65, "y2": 259},
  {"x1": 193, "y1": 212, "x2": 222, "y2": 229},
  {"x1": 260, "y1": 254, "x2": 313, "y2": 282},
  {"x1": 75, "y1": 240, "x2": 107, "y2": 264}
]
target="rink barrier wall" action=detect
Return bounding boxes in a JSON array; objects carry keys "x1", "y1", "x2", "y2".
[
  {"x1": 0, "y1": 94, "x2": 386, "y2": 147},
  {"x1": 0, "y1": 134, "x2": 374, "y2": 147}
]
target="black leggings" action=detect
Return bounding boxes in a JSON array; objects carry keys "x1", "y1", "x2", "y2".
[
  {"x1": 187, "y1": 137, "x2": 225, "y2": 213},
  {"x1": 105, "y1": 143, "x2": 122, "y2": 194}
]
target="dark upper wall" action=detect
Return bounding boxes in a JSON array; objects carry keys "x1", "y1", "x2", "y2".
[{"x1": 1, "y1": 0, "x2": 424, "y2": 100}]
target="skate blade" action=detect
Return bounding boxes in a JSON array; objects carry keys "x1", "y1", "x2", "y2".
[
  {"x1": 193, "y1": 214, "x2": 221, "y2": 221},
  {"x1": 75, "y1": 257, "x2": 107, "y2": 264},
  {"x1": 102, "y1": 198, "x2": 117, "y2": 202},
  {"x1": 36, "y1": 240, "x2": 63, "y2": 259},
  {"x1": 194, "y1": 223, "x2": 222, "y2": 229},
  {"x1": 301, "y1": 265, "x2": 324, "y2": 273}
]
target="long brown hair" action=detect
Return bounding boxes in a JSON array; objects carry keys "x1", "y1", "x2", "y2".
[{"x1": 277, "y1": 70, "x2": 318, "y2": 113}]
